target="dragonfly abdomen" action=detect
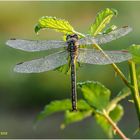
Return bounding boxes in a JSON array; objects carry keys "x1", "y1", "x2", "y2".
[{"x1": 70, "y1": 50, "x2": 77, "y2": 111}]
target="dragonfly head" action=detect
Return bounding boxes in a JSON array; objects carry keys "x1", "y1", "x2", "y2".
[
  {"x1": 66, "y1": 34, "x2": 78, "y2": 40},
  {"x1": 66, "y1": 34, "x2": 79, "y2": 51}
]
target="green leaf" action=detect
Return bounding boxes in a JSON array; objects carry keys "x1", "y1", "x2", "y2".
[
  {"x1": 110, "y1": 104, "x2": 124, "y2": 122},
  {"x1": 89, "y1": 8, "x2": 117, "y2": 36},
  {"x1": 129, "y1": 44, "x2": 140, "y2": 63},
  {"x1": 95, "y1": 105, "x2": 123, "y2": 138},
  {"x1": 106, "y1": 87, "x2": 130, "y2": 113},
  {"x1": 56, "y1": 61, "x2": 81, "y2": 75},
  {"x1": 95, "y1": 114, "x2": 112, "y2": 137},
  {"x1": 36, "y1": 99, "x2": 91, "y2": 122},
  {"x1": 35, "y1": 16, "x2": 75, "y2": 34},
  {"x1": 77, "y1": 100, "x2": 92, "y2": 110},
  {"x1": 128, "y1": 99, "x2": 134, "y2": 103},
  {"x1": 56, "y1": 64, "x2": 71, "y2": 75},
  {"x1": 55, "y1": 57, "x2": 71, "y2": 75},
  {"x1": 78, "y1": 81, "x2": 111, "y2": 110},
  {"x1": 62, "y1": 110, "x2": 93, "y2": 128},
  {"x1": 36, "y1": 99, "x2": 72, "y2": 121},
  {"x1": 77, "y1": 81, "x2": 125, "y2": 138},
  {"x1": 103, "y1": 25, "x2": 117, "y2": 34}
]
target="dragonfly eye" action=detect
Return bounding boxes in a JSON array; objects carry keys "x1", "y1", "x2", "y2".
[
  {"x1": 66, "y1": 34, "x2": 78, "y2": 41},
  {"x1": 66, "y1": 35, "x2": 71, "y2": 40},
  {"x1": 73, "y1": 34, "x2": 78, "y2": 40}
]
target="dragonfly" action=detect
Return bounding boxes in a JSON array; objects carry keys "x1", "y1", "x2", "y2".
[{"x1": 6, "y1": 26, "x2": 132, "y2": 111}]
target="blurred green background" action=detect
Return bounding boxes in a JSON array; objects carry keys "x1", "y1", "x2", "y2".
[{"x1": 0, "y1": 1, "x2": 140, "y2": 139}]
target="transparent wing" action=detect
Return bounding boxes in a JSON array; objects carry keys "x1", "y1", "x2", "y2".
[
  {"x1": 6, "y1": 39, "x2": 66, "y2": 52},
  {"x1": 78, "y1": 26, "x2": 132, "y2": 45},
  {"x1": 14, "y1": 51, "x2": 68, "y2": 73},
  {"x1": 77, "y1": 48, "x2": 132, "y2": 65}
]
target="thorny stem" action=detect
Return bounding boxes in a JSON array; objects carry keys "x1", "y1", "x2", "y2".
[
  {"x1": 93, "y1": 43, "x2": 132, "y2": 88},
  {"x1": 128, "y1": 60, "x2": 140, "y2": 126},
  {"x1": 93, "y1": 42, "x2": 140, "y2": 127},
  {"x1": 76, "y1": 29, "x2": 140, "y2": 135},
  {"x1": 91, "y1": 38, "x2": 140, "y2": 127},
  {"x1": 75, "y1": 31, "x2": 131, "y2": 88},
  {"x1": 103, "y1": 110, "x2": 129, "y2": 140}
]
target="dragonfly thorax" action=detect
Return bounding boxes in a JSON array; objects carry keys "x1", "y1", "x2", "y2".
[{"x1": 66, "y1": 34, "x2": 79, "y2": 52}]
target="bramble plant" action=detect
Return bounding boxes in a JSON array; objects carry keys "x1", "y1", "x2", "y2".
[
  {"x1": 34, "y1": 8, "x2": 140, "y2": 139},
  {"x1": 8, "y1": 8, "x2": 140, "y2": 139}
]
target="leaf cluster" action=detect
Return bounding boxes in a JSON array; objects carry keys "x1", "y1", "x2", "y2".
[{"x1": 36, "y1": 81, "x2": 129, "y2": 138}]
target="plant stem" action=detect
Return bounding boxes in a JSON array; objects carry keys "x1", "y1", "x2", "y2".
[
  {"x1": 76, "y1": 32, "x2": 131, "y2": 88},
  {"x1": 128, "y1": 60, "x2": 140, "y2": 126},
  {"x1": 103, "y1": 110, "x2": 129, "y2": 140},
  {"x1": 94, "y1": 43, "x2": 131, "y2": 88}
]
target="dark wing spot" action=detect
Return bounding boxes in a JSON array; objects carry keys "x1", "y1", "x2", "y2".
[
  {"x1": 17, "y1": 62, "x2": 24, "y2": 65},
  {"x1": 122, "y1": 25, "x2": 128, "y2": 28},
  {"x1": 10, "y1": 38, "x2": 16, "y2": 40},
  {"x1": 121, "y1": 50, "x2": 129, "y2": 53}
]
